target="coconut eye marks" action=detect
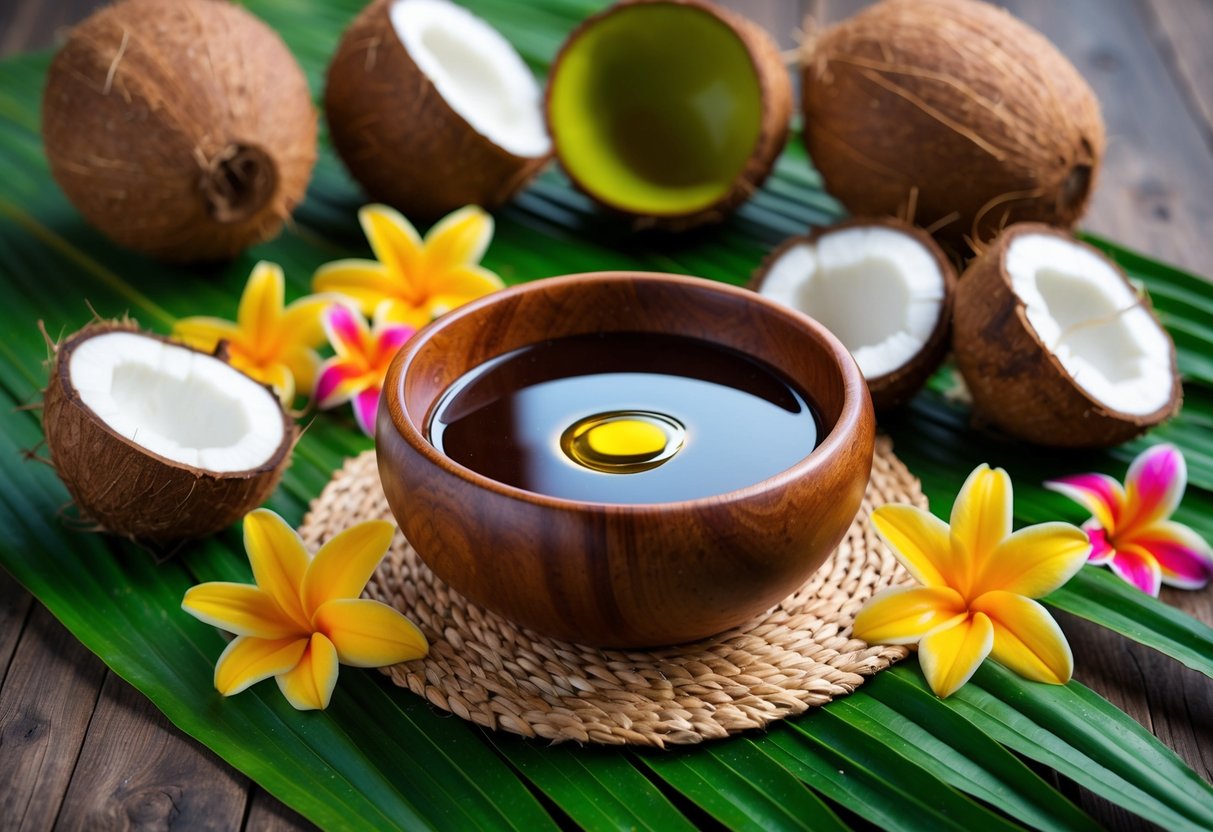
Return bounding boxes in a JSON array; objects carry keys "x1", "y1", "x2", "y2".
[{"x1": 427, "y1": 332, "x2": 820, "y2": 503}]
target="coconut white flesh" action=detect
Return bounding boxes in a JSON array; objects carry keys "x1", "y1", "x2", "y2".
[
  {"x1": 69, "y1": 333, "x2": 285, "y2": 472},
  {"x1": 390, "y1": 0, "x2": 550, "y2": 158},
  {"x1": 759, "y1": 226, "x2": 946, "y2": 378},
  {"x1": 1006, "y1": 233, "x2": 1173, "y2": 416}
]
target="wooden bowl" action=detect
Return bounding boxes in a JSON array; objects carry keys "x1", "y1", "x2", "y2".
[{"x1": 377, "y1": 273, "x2": 875, "y2": 647}]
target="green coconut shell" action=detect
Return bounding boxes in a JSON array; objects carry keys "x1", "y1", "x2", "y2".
[{"x1": 547, "y1": 0, "x2": 793, "y2": 231}]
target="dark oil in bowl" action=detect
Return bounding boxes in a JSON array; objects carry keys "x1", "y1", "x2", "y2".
[{"x1": 426, "y1": 332, "x2": 820, "y2": 503}]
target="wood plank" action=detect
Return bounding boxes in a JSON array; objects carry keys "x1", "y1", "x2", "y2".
[
  {"x1": 718, "y1": 0, "x2": 806, "y2": 49},
  {"x1": 1142, "y1": 0, "x2": 1213, "y2": 151},
  {"x1": 0, "y1": 0, "x2": 98, "y2": 56},
  {"x1": 0, "y1": 603, "x2": 106, "y2": 831},
  {"x1": 55, "y1": 672, "x2": 251, "y2": 830},
  {"x1": 0, "y1": 571, "x2": 34, "y2": 687},
  {"x1": 244, "y1": 788, "x2": 316, "y2": 832}
]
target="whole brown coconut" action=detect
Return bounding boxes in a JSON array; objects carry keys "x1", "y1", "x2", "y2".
[
  {"x1": 953, "y1": 224, "x2": 1181, "y2": 448},
  {"x1": 802, "y1": 0, "x2": 1105, "y2": 250},
  {"x1": 326, "y1": 0, "x2": 550, "y2": 219},
  {"x1": 43, "y1": 322, "x2": 295, "y2": 546},
  {"x1": 42, "y1": 0, "x2": 317, "y2": 263}
]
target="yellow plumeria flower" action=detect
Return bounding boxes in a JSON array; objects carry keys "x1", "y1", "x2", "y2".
[
  {"x1": 182, "y1": 509, "x2": 427, "y2": 711},
  {"x1": 854, "y1": 464, "x2": 1091, "y2": 698},
  {"x1": 312, "y1": 204, "x2": 503, "y2": 328},
  {"x1": 174, "y1": 262, "x2": 333, "y2": 405}
]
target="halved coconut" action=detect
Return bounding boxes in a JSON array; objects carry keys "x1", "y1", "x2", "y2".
[
  {"x1": 953, "y1": 224, "x2": 1180, "y2": 447},
  {"x1": 326, "y1": 0, "x2": 550, "y2": 218},
  {"x1": 546, "y1": 0, "x2": 792, "y2": 230},
  {"x1": 42, "y1": 324, "x2": 295, "y2": 546},
  {"x1": 753, "y1": 218, "x2": 956, "y2": 409}
]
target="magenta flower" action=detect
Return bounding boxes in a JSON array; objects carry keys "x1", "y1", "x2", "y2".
[
  {"x1": 1046, "y1": 444, "x2": 1213, "y2": 596},
  {"x1": 315, "y1": 304, "x2": 415, "y2": 436}
]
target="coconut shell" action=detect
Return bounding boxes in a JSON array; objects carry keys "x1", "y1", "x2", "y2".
[
  {"x1": 42, "y1": 323, "x2": 295, "y2": 547},
  {"x1": 751, "y1": 217, "x2": 956, "y2": 410},
  {"x1": 802, "y1": 0, "x2": 1105, "y2": 251},
  {"x1": 952, "y1": 224, "x2": 1181, "y2": 448},
  {"x1": 42, "y1": 0, "x2": 316, "y2": 263},
  {"x1": 325, "y1": 0, "x2": 548, "y2": 219},
  {"x1": 547, "y1": 0, "x2": 793, "y2": 231}
]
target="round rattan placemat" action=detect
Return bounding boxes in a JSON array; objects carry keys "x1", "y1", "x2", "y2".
[{"x1": 299, "y1": 436, "x2": 919, "y2": 747}]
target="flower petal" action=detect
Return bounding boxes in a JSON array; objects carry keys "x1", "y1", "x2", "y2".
[
  {"x1": 372, "y1": 324, "x2": 414, "y2": 365},
  {"x1": 250, "y1": 361, "x2": 295, "y2": 406},
  {"x1": 422, "y1": 205, "x2": 494, "y2": 271},
  {"x1": 360, "y1": 204, "x2": 423, "y2": 284},
  {"x1": 324, "y1": 303, "x2": 371, "y2": 359},
  {"x1": 423, "y1": 265, "x2": 504, "y2": 315},
  {"x1": 870, "y1": 504, "x2": 957, "y2": 589},
  {"x1": 172, "y1": 316, "x2": 241, "y2": 353},
  {"x1": 238, "y1": 262, "x2": 286, "y2": 343},
  {"x1": 973, "y1": 521, "x2": 1091, "y2": 599},
  {"x1": 1044, "y1": 473, "x2": 1125, "y2": 532},
  {"x1": 275, "y1": 632, "x2": 339, "y2": 710},
  {"x1": 351, "y1": 387, "x2": 380, "y2": 437},
  {"x1": 971, "y1": 590, "x2": 1072, "y2": 685},
  {"x1": 314, "y1": 361, "x2": 369, "y2": 410},
  {"x1": 244, "y1": 509, "x2": 311, "y2": 629},
  {"x1": 280, "y1": 293, "x2": 338, "y2": 349},
  {"x1": 314, "y1": 598, "x2": 428, "y2": 667},
  {"x1": 1132, "y1": 521, "x2": 1213, "y2": 589},
  {"x1": 213, "y1": 635, "x2": 307, "y2": 696},
  {"x1": 1107, "y1": 546, "x2": 1163, "y2": 596},
  {"x1": 852, "y1": 586, "x2": 967, "y2": 645},
  {"x1": 313, "y1": 260, "x2": 400, "y2": 315},
  {"x1": 182, "y1": 582, "x2": 298, "y2": 639},
  {"x1": 918, "y1": 613, "x2": 994, "y2": 698},
  {"x1": 280, "y1": 349, "x2": 319, "y2": 399},
  {"x1": 1124, "y1": 444, "x2": 1186, "y2": 531},
  {"x1": 374, "y1": 298, "x2": 433, "y2": 329},
  {"x1": 1086, "y1": 524, "x2": 1115, "y2": 565},
  {"x1": 950, "y1": 464, "x2": 1012, "y2": 572},
  {"x1": 301, "y1": 519, "x2": 396, "y2": 615}
]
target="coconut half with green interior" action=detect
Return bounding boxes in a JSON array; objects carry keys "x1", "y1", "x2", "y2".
[
  {"x1": 546, "y1": 0, "x2": 792, "y2": 230},
  {"x1": 326, "y1": 0, "x2": 551, "y2": 218},
  {"x1": 753, "y1": 218, "x2": 956, "y2": 409},
  {"x1": 42, "y1": 324, "x2": 295, "y2": 547},
  {"x1": 953, "y1": 224, "x2": 1180, "y2": 447}
]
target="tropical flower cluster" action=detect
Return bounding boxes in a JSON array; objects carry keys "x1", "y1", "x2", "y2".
[
  {"x1": 183, "y1": 510, "x2": 427, "y2": 710},
  {"x1": 1047, "y1": 444, "x2": 1212, "y2": 596},
  {"x1": 172, "y1": 204, "x2": 502, "y2": 433},
  {"x1": 854, "y1": 464, "x2": 1090, "y2": 697}
]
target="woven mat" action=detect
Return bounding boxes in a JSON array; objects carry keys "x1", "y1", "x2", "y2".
[{"x1": 299, "y1": 436, "x2": 919, "y2": 747}]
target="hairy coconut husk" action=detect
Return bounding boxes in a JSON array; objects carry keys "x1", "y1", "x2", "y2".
[
  {"x1": 325, "y1": 0, "x2": 548, "y2": 219},
  {"x1": 42, "y1": 322, "x2": 295, "y2": 546},
  {"x1": 802, "y1": 0, "x2": 1104, "y2": 251},
  {"x1": 548, "y1": 0, "x2": 793, "y2": 231},
  {"x1": 952, "y1": 224, "x2": 1181, "y2": 448},
  {"x1": 752, "y1": 217, "x2": 956, "y2": 410},
  {"x1": 42, "y1": 0, "x2": 316, "y2": 263}
]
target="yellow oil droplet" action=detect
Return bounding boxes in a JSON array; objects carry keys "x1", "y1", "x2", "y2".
[{"x1": 561, "y1": 411, "x2": 685, "y2": 474}]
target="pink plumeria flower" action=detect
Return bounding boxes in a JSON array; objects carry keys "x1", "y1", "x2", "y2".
[
  {"x1": 315, "y1": 303, "x2": 415, "y2": 436},
  {"x1": 1045, "y1": 444, "x2": 1213, "y2": 596}
]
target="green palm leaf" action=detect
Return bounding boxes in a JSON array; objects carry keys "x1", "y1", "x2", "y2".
[{"x1": 1, "y1": 0, "x2": 1212, "y2": 829}]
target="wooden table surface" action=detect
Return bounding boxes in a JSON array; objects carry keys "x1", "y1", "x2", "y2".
[{"x1": 2, "y1": 1, "x2": 1211, "y2": 829}]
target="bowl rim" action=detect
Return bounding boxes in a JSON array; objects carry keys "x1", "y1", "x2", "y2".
[{"x1": 384, "y1": 271, "x2": 871, "y2": 513}]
